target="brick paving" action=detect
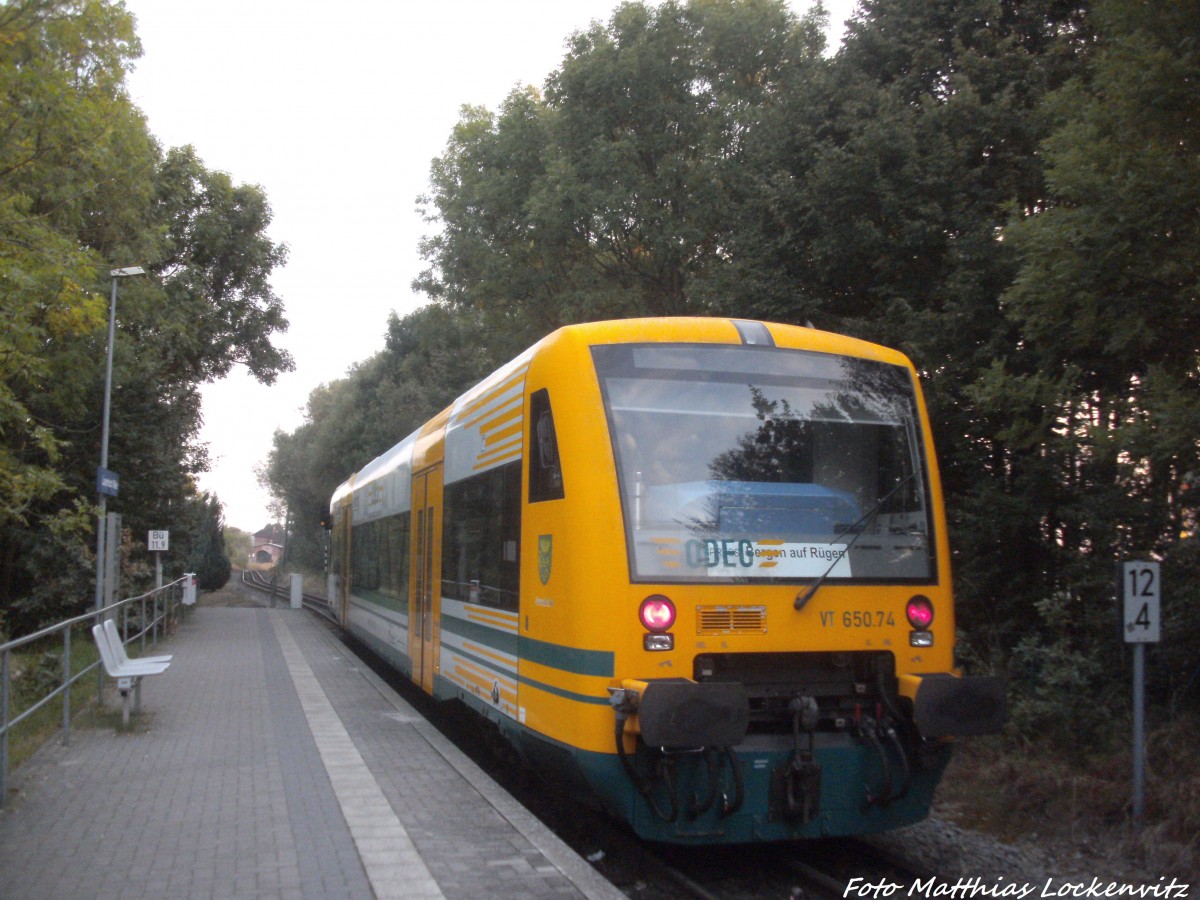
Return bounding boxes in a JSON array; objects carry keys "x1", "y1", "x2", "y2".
[{"x1": 0, "y1": 601, "x2": 622, "y2": 899}]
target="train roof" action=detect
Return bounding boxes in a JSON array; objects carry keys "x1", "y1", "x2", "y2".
[{"x1": 328, "y1": 317, "x2": 915, "y2": 512}]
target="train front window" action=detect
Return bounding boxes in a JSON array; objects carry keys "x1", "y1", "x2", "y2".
[{"x1": 592, "y1": 343, "x2": 933, "y2": 583}]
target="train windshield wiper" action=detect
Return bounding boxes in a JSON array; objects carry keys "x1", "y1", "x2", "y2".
[{"x1": 793, "y1": 469, "x2": 921, "y2": 612}]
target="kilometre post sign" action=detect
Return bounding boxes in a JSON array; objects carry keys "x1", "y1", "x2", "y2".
[
  {"x1": 1122, "y1": 560, "x2": 1161, "y2": 643},
  {"x1": 148, "y1": 530, "x2": 170, "y2": 552}
]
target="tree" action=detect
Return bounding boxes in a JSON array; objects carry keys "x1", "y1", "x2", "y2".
[
  {"x1": 291, "y1": 0, "x2": 1199, "y2": 736},
  {"x1": 416, "y1": 0, "x2": 827, "y2": 331},
  {"x1": 180, "y1": 493, "x2": 230, "y2": 591},
  {"x1": 996, "y1": 0, "x2": 1200, "y2": 720},
  {"x1": 151, "y1": 146, "x2": 291, "y2": 385},
  {"x1": 725, "y1": 0, "x2": 1093, "y2": 658},
  {"x1": 0, "y1": 1, "x2": 292, "y2": 630},
  {"x1": 224, "y1": 526, "x2": 253, "y2": 568},
  {"x1": 264, "y1": 304, "x2": 495, "y2": 570},
  {"x1": 0, "y1": 0, "x2": 150, "y2": 535}
]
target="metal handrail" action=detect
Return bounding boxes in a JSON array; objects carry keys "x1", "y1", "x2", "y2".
[{"x1": 0, "y1": 575, "x2": 190, "y2": 806}]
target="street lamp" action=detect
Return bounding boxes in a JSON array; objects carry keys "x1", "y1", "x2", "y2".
[{"x1": 94, "y1": 266, "x2": 145, "y2": 613}]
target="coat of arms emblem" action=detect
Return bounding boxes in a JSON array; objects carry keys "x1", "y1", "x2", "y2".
[{"x1": 538, "y1": 534, "x2": 553, "y2": 585}]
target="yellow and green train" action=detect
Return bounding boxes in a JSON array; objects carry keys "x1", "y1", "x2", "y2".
[{"x1": 327, "y1": 317, "x2": 1003, "y2": 843}]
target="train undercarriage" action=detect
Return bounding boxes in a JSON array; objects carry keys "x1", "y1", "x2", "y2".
[{"x1": 590, "y1": 651, "x2": 1003, "y2": 842}]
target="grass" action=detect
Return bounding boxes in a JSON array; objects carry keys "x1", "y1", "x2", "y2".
[
  {"x1": 4, "y1": 623, "x2": 173, "y2": 774},
  {"x1": 935, "y1": 717, "x2": 1200, "y2": 878},
  {"x1": 4, "y1": 628, "x2": 104, "y2": 772}
]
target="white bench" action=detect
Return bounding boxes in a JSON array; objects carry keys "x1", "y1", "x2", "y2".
[
  {"x1": 103, "y1": 619, "x2": 172, "y2": 666},
  {"x1": 92, "y1": 622, "x2": 171, "y2": 726}
]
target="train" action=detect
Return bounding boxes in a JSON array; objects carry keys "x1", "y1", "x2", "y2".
[{"x1": 325, "y1": 317, "x2": 1004, "y2": 843}]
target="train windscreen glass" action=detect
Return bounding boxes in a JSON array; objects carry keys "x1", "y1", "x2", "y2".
[{"x1": 592, "y1": 343, "x2": 933, "y2": 583}]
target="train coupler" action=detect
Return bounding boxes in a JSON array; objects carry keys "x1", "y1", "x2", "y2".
[
  {"x1": 778, "y1": 752, "x2": 822, "y2": 822},
  {"x1": 610, "y1": 679, "x2": 750, "y2": 824},
  {"x1": 771, "y1": 695, "x2": 822, "y2": 823}
]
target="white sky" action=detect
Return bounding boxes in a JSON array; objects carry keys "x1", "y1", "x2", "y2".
[{"x1": 122, "y1": 0, "x2": 856, "y2": 533}]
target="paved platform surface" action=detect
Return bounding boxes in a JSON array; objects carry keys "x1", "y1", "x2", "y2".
[{"x1": 0, "y1": 602, "x2": 623, "y2": 899}]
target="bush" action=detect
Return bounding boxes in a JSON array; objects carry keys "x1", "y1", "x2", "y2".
[{"x1": 1006, "y1": 592, "x2": 1123, "y2": 751}]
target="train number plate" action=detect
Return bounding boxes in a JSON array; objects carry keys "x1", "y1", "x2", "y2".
[{"x1": 819, "y1": 610, "x2": 896, "y2": 628}]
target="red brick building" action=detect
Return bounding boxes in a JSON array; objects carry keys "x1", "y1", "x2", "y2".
[{"x1": 252, "y1": 524, "x2": 285, "y2": 565}]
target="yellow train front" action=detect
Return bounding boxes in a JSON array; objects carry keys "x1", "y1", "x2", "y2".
[{"x1": 328, "y1": 317, "x2": 1004, "y2": 844}]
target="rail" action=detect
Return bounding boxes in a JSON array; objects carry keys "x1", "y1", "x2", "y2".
[
  {"x1": 0, "y1": 575, "x2": 190, "y2": 807},
  {"x1": 241, "y1": 570, "x2": 338, "y2": 623}
]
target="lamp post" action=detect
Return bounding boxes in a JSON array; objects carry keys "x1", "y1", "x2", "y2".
[{"x1": 94, "y1": 266, "x2": 145, "y2": 613}]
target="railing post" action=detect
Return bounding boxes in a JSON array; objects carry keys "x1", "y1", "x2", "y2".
[
  {"x1": 62, "y1": 627, "x2": 72, "y2": 747},
  {"x1": 2, "y1": 648, "x2": 10, "y2": 808},
  {"x1": 97, "y1": 610, "x2": 104, "y2": 704}
]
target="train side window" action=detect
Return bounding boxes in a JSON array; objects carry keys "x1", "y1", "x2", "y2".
[
  {"x1": 529, "y1": 388, "x2": 564, "y2": 503},
  {"x1": 443, "y1": 461, "x2": 521, "y2": 611},
  {"x1": 349, "y1": 512, "x2": 409, "y2": 609}
]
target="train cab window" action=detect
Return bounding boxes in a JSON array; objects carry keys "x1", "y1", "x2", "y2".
[
  {"x1": 529, "y1": 388, "x2": 564, "y2": 503},
  {"x1": 592, "y1": 343, "x2": 934, "y2": 585}
]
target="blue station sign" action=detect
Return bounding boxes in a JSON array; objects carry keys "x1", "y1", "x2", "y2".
[{"x1": 96, "y1": 467, "x2": 119, "y2": 497}]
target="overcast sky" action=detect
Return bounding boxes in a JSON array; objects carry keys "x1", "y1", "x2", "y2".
[{"x1": 121, "y1": 0, "x2": 856, "y2": 533}]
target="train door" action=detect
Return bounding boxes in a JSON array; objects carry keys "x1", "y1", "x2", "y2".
[
  {"x1": 335, "y1": 506, "x2": 352, "y2": 628},
  {"x1": 410, "y1": 466, "x2": 443, "y2": 695}
]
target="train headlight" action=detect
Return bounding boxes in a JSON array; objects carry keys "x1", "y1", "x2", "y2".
[
  {"x1": 643, "y1": 633, "x2": 674, "y2": 651},
  {"x1": 906, "y1": 595, "x2": 934, "y2": 629},
  {"x1": 907, "y1": 594, "x2": 934, "y2": 647},
  {"x1": 639, "y1": 594, "x2": 676, "y2": 632}
]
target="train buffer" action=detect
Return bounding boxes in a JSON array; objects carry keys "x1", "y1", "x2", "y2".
[{"x1": 92, "y1": 621, "x2": 171, "y2": 726}]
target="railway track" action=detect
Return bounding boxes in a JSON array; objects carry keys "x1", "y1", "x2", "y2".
[
  {"x1": 635, "y1": 838, "x2": 936, "y2": 900},
  {"x1": 240, "y1": 567, "x2": 939, "y2": 899},
  {"x1": 240, "y1": 569, "x2": 338, "y2": 623}
]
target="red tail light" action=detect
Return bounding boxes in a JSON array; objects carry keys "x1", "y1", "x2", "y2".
[
  {"x1": 639, "y1": 595, "x2": 676, "y2": 632},
  {"x1": 906, "y1": 595, "x2": 934, "y2": 629}
]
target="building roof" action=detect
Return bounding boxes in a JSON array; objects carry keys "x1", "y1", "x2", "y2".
[{"x1": 254, "y1": 524, "x2": 285, "y2": 542}]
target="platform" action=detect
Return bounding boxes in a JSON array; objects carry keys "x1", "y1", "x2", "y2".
[{"x1": 0, "y1": 601, "x2": 624, "y2": 899}]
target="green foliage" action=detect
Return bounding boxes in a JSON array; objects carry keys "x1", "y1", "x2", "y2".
[
  {"x1": 1, "y1": 499, "x2": 96, "y2": 635},
  {"x1": 181, "y1": 493, "x2": 231, "y2": 591},
  {"x1": 1158, "y1": 538, "x2": 1200, "y2": 712},
  {"x1": 416, "y1": 0, "x2": 827, "y2": 329},
  {"x1": 0, "y1": 0, "x2": 144, "y2": 530},
  {"x1": 1000, "y1": 0, "x2": 1200, "y2": 560},
  {"x1": 153, "y1": 145, "x2": 292, "y2": 384},
  {"x1": 265, "y1": 305, "x2": 499, "y2": 570},
  {"x1": 223, "y1": 527, "x2": 253, "y2": 567},
  {"x1": 0, "y1": 1, "x2": 290, "y2": 631},
  {"x1": 1007, "y1": 591, "x2": 1121, "y2": 750},
  {"x1": 270, "y1": 0, "x2": 1200, "y2": 744}
]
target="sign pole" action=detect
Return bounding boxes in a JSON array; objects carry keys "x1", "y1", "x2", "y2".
[
  {"x1": 1132, "y1": 641, "x2": 1145, "y2": 821},
  {"x1": 1121, "y1": 559, "x2": 1160, "y2": 826}
]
